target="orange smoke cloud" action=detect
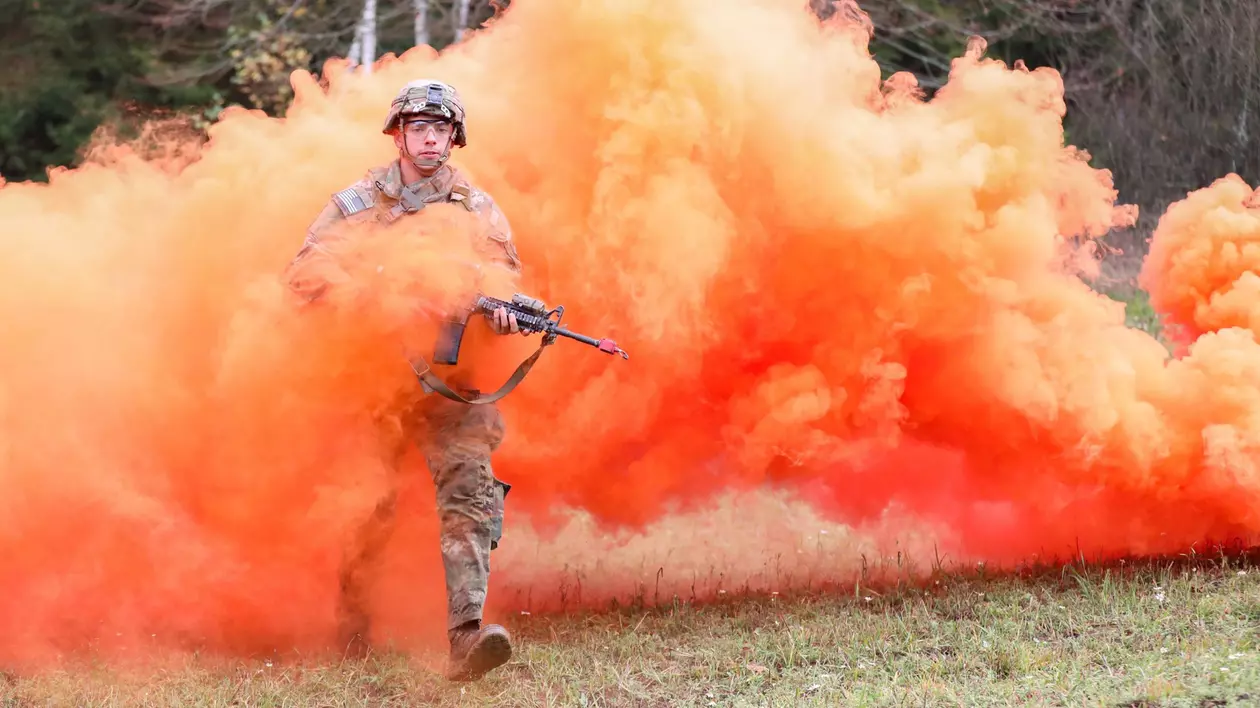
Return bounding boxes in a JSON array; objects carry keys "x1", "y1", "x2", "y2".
[
  {"x1": 1140, "y1": 174, "x2": 1260, "y2": 345},
  {"x1": 1, "y1": 0, "x2": 1258, "y2": 670}
]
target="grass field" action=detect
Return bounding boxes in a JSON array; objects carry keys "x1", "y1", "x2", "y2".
[{"x1": 3, "y1": 547, "x2": 1257, "y2": 707}]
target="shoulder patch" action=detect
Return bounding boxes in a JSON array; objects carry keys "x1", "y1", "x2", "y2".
[
  {"x1": 484, "y1": 205, "x2": 509, "y2": 239},
  {"x1": 451, "y1": 182, "x2": 478, "y2": 212},
  {"x1": 331, "y1": 187, "x2": 370, "y2": 217}
]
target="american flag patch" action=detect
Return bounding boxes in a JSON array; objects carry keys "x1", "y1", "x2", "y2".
[{"x1": 332, "y1": 188, "x2": 369, "y2": 216}]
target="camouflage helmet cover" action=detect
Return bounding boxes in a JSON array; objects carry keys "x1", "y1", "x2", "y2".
[{"x1": 383, "y1": 79, "x2": 468, "y2": 147}]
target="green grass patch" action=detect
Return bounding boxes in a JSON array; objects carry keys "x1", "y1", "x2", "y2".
[{"x1": 4, "y1": 550, "x2": 1258, "y2": 707}]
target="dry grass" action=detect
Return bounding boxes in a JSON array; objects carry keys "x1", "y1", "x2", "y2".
[{"x1": 3, "y1": 548, "x2": 1258, "y2": 707}]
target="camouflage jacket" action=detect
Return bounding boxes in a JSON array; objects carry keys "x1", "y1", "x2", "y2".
[{"x1": 288, "y1": 160, "x2": 520, "y2": 300}]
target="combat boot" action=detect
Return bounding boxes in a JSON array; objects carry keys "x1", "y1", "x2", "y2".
[{"x1": 446, "y1": 621, "x2": 512, "y2": 681}]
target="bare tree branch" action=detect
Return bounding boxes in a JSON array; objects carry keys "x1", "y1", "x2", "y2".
[
  {"x1": 452, "y1": 0, "x2": 471, "y2": 42},
  {"x1": 414, "y1": 0, "x2": 430, "y2": 47},
  {"x1": 358, "y1": 0, "x2": 378, "y2": 71}
]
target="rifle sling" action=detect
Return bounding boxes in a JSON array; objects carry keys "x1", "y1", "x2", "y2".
[{"x1": 409, "y1": 335, "x2": 554, "y2": 405}]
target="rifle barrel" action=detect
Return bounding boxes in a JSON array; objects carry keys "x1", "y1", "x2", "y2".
[{"x1": 551, "y1": 326, "x2": 600, "y2": 347}]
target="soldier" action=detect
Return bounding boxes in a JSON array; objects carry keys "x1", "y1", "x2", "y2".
[{"x1": 286, "y1": 79, "x2": 521, "y2": 682}]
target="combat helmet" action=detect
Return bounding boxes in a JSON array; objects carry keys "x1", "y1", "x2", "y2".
[{"x1": 383, "y1": 79, "x2": 468, "y2": 147}]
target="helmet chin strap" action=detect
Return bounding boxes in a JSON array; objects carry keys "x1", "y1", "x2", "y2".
[
  {"x1": 414, "y1": 151, "x2": 449, "y2": 169},
  {"x1": 401, "y1": 122, "x2": 453, "y2": 170}
]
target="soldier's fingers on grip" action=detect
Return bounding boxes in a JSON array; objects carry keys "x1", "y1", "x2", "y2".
[
  {"x1": 508, "y1": 313, "x2": 520, "y2": 334},
  {"x1": 493, "y1": 307, "x2": 507, "y2": 331}
]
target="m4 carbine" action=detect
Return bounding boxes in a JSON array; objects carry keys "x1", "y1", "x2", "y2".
[{"x1": 409, "y1": 292, "x2": 629, "y2": 405}]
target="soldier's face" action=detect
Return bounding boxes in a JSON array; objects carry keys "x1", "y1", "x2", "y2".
[{"x1": 396, "y1": 118, "x2": 455, "y2": 168}]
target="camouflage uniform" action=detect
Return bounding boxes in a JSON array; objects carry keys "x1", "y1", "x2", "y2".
[
  {"x1": 288, "y1": 80, "x2": 517, "y2": 681},
  {"x1": 291, "y1": 158, "x2": 520, "y2": 285}
]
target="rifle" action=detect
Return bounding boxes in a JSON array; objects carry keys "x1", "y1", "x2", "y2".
[{"x1": 408, "y1": 293, "x2": 629, "y2": 405}]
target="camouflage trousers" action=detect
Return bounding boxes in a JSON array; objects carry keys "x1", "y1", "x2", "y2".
[{"x1": 337, "y1": 395, "x2": 510, "y2": 645}]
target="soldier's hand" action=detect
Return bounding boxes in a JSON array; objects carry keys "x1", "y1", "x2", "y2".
[{"x1": 492, "y1": 306, "x2": 520, "y2": 335}]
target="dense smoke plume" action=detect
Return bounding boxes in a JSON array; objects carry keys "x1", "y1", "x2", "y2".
[{"x1": 1, "y1": 0, "x2": 1257, "y2": 668}]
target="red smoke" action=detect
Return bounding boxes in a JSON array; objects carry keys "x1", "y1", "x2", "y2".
[{"x1": 0, "y1": 0, "x2": 1258, "y2": 669}]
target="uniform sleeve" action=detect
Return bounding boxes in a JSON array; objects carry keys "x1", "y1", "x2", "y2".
[
  {"x1": 471, "y1": 193, "x2": 522, "y2": 273},
  {"x1": 285, "y1": 176, "x2": 380, "y2": 302},
  {"x1": 285, "y1": 199, "x2": 346, "y2": 302}
]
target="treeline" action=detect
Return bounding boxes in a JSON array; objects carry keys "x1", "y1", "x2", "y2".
[
  {"x1": 856, "y1": 0, "x2": 1260, "y2": 263},
  {"x1": 2, "y1": 0, "x2": 1258, "y2": 254},
  {"x1": 0, "y1": 0, "x2": 500, "y2": 179}
]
